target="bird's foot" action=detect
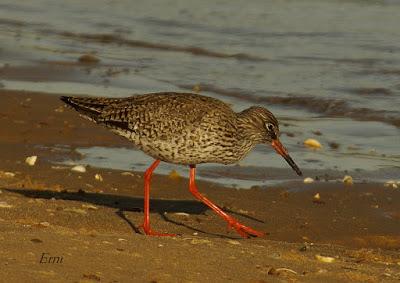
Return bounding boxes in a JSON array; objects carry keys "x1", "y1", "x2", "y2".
[
  {"x1": 228, "y1": 221, "x2": 266, "y2": 238},
  {"x1": 140, "y1": 224, "x2": 177, "y2": 237}
]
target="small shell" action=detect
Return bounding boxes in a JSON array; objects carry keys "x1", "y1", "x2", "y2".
[
  {"x1": 173, "y1": 212, "x2": 190, "y2": 217},
  {"x1": 192, "y1": 84, "x2": 201, "y2": 93},
  {"x1": 54, "y1": 106, "x2": 64, "y2": 113},
  {"x1": 0, "y1": 171, "x2": 15, "y2": 178},
  {"x1": 71, "y1": 165, "x2": 86, "y2": 173},
  {"x1": 304, "y1": 138, "x2": 322, "y2": 149},
  {"x1": 25, "y1": 156, "x2": 37, "y2": 166},
  {"x1": 313, "y1": 193, "x2": 324, "y2": 204},
  {"x1": 64, "y1": 207, "x2": 87, "y2": 215},
  {"x1": 384, "y1": 181, "x2": 392, "y2": 187},
  {"x1": 168, "y1": 169, "x2": 181, "y2": 180},
  {"x1": 39, "y1": 221, "x2": 51, "y2": 227},
  {"x1": 82, "y1": 204, "x2": 98, "y2": 210},
  {"x1": 303, "y1": 177, "x2": 314, "y2": 184},
  {"x1": 95, "y1": 174, "x2": 103, "y2": 182},
  {"x1": 78, "y1": 54, "x2": 100, "y2": 63},
  {"x1": 315, "y1": 254, "x2": 335, "y2": 263},
  {"x1": 384, "y1": 180, "x2": 398, "y2": 189},
  {"x1": 227, "y1": 240, "x2": 241, "y2": 245},
  {"x1": 343, "y1": 175, "x2": 353, "y2": 185},
  {"x1": 0, "y1": 201, "x2": 13, "y2": 208},
  {"x1": 190, "y1": 239, "x2": 211, "y2": 245}
]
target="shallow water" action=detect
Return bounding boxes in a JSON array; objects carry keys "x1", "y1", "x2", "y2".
[
  {"x1": 1, "y1": 0, "x2": 399, "y2": 185},
  {"x1": 60, "y1": 145, "x2": 399, "y2": 188}
]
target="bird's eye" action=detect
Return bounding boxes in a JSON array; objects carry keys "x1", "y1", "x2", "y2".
[{"x1": 266, "y1": 123, "x2": 274, "y2": 131}]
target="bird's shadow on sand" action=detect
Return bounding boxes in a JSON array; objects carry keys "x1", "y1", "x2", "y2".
[{"x1": 5, "y1": 187, "x2": 264, "y2": 239}]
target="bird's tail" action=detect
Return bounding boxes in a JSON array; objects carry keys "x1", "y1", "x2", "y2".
[{"x1": 60, "y1": 96, "x2": 123, "y2": 122}]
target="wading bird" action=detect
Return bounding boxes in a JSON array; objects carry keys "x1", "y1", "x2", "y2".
[{"x1": 61, "y1": 92, "x2": 302, "y2": 238}]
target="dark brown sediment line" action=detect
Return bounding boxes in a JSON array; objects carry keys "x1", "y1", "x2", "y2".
[
  {"x1": 56, "y1": 31, "x2": 265, "y2": 61},
  {"x1": 0, "y1": 18, "x2": 26, "y2": 27},
  {"x1": 0, "y1": 18, "x2": 49, "y2": 28},
  {"x1": 341, "y1": 87, "x2": 393, "y2": 97},
  {"x1": 179, "y1": 84, "x2": 400, "y2": 128},
  {"x1": 354, "y1": 68, "x2": 400, "y2": 76},
  {"x1": 0, "y1": 63, "x2": 105, "y2": 84},
  {"x1": 288, "y1": 56, "x2": 383, "y2": 66}
]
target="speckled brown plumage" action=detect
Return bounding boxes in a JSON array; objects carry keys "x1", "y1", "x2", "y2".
[
  {"x1": 61, "y1": 92, "x2": 280, "y2": 165},
  {"x1": 61, "y1": 91, "x2": 302, "y2": 238}
]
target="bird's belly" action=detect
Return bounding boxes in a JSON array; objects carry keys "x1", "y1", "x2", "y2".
[
  {"x1": 133, "y1": 136, "x2": 242, "y2": 165},
  {"x1": 113, "y1": 125, "x2": 251, "y2": 165}
]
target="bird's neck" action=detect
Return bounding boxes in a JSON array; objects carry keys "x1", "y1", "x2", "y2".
[{"x1": 236, "y1": 108, "x2": 264, "y2": 144}]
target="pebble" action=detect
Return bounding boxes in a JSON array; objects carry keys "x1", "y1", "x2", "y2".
[
  {"x1": 51, "y1": 166, "x2": 69, "y2": 170},
  {"x1": 0, "y1": 171, "x2": 15, "y2": 178},
  {"x1": 0, "y1": 201, "x2": 13, "y2": 208},
  {"x1": 303, "y1": 177, "x2": 314, "y2": 184},
  {"x1": 384, "y1": 180, "x2": 398, "y2": 189},
  {"x1": 315, "y1": 254, "x2": 335, "y2": 263},
  {"x1": 304, "y1": 138, "x2": 322, "y2": 149},
  {"x1": 173, "y1": 212, "x2": 190, "y2": 217},
  {"x1": 25, "y1": 156, "x2": 37, "y2": 166},
  {"x1": 168, "y1": 169, "x2": 181, "y2": 180},
  {"x1": 64, "y1": 207, "x2": 87, "y2": 215},
  {"x1": 343, "y1": 175, "x2": 353, "y2": 185},
  {"x1": 82, "y1": 204, "x2": 98, "y2": 210},
  {"x1": 227, "y1": 240, "x2": 241, "y2": 245},
  {"x1": 71, "y1": 165, "x2": 86, "y2": 173},
  {"x1": 78, "y1": 54, "x2": 100, "y2": 64},
  {"x1": 190, "y1": 239, "x2": 211, "y2": 245},
  {"x1": 95, "y1": 173, "x2": 103, "y2": 182},
  {"x1": 39, "y1": 221, "x2": 51, "y2": 227},
  {"x1": 313, "y1": 193, "x2": 325, "y2": 204},
  {"x1": 193, "y1": 84, "x2": 201, "y2": 93},
  {"x1": 269, "y1": 252, "x2": 281, "y2": 259},
  {"x1": 275, "y1": 268, "x2": 298, "y2": 275},
  {"x1": 328, "y1": 142, "x2": 340, "y2": 149},
  {"x1": 54, "y1": 106, "x2": 64, "y2": 113}
]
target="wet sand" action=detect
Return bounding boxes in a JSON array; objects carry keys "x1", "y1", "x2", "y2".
[{"x1": 0, "y1": 89, "x2": 399, "y2": 282}]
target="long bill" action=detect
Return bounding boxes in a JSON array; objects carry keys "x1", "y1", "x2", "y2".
[{"x1": 271, "y1": 139, "x2": 302, "y2": 176}]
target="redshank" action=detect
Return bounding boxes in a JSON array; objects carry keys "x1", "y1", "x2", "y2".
[{"x1": 61, "y1": 92, "x2": 302, "y2": 238}]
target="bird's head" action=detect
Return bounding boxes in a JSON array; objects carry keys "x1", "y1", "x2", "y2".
[{"x1": 239, "y1": 106, "x2": 302, "y2": 176}]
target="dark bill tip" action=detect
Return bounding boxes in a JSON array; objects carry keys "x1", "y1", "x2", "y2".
[
  {"x1": 271, "y1": 139, "x2": 303, "y2": 176},
  {"x1": 282, "y1": 154, "x2": 303, "y2": 176}
]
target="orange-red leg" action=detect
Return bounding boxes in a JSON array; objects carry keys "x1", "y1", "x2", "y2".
[
  {"x1": 140, "y1": 159, "x2": 176, "y2": 236},
  {"x1": 189, "y1": 165, "x2": 265, "y2": 238}
]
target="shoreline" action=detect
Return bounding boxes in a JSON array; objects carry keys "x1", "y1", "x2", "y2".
[{"x1": 0, "y1": 89, "x2": 399, "y2": 282}]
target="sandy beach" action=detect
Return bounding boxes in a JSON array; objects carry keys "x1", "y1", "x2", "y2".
[
  {"x1": 0, "y1": 89, "x2": 399, "y2": 282},
  {"x1": 1, "y1": 1, "x2": 400, "y2": 281}
]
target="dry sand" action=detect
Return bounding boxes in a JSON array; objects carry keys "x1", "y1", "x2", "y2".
[{"x1": 0, "y1": 90, "x2": 399, "y2": 282}]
